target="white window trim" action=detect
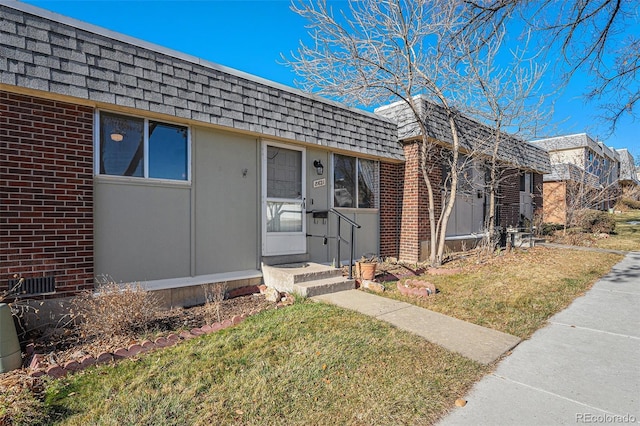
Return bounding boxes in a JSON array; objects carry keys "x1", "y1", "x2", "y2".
[
  {"x1": 94, "y1": 110, "x2": 192, "y2": 184},
  {"x1": 331, "y1": 153, "x2": 379, "y2": 210}
]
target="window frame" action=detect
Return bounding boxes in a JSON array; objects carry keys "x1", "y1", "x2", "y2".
[
  {"x1": 331, "y1": 153, "x2": 379, "y2": 210},
  {"x1": 94, "y1": 110, "x2": 191, "y2": 183}
]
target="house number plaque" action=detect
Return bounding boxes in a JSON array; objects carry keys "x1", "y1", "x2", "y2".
[{"x1": 313, "y1": 178, "x2": 326, "y2": 188}]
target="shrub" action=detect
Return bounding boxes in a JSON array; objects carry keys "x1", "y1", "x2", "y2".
[
  {"x1": 73, "y1": 279, "x2": 161, "y2": 338},
  {"x1": 573, "y1": 209, "x2": 616, "y2": 234},
  {"x1": 202, "y1": 282, "x2": 227, "y2": 324},
  {"x1": 539, "y1": 222, "x2": 565, "y2": 236},
  {"x1": 617, "y1": 198, "x2": 640, "y2": 211}
]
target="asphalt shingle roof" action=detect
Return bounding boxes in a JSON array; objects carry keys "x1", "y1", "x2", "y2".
[
  {"x1": 375, "y1": 95, "x2": 551, "y2": 173},
  {"x1": 0, "y1": 1, "x2": 402, "y2": 161}
]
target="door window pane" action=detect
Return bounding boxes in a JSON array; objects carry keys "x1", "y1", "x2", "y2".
[
  {"x1": 99, "y1": 112, "x2": 144, "y2": 177},
  {"x1": 267, "y1": 147, "x2": 302, "y2": 199},
  {"x1": 266, "y1": 202, "x2": 303, "y2": 232}
]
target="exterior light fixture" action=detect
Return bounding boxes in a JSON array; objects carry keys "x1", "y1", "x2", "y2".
[
  {"x1": 313, "y1": 159, "x2": 324, "y2": 175},
  {"x1": 110, "y1": 132, "x2": 124, "y2": 142}
]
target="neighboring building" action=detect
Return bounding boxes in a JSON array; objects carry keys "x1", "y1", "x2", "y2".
[
  {"x1": 617, "y1": 148, "x2": 640, "y2": 197},
  {"x1": 375, "y1": 97, "x2": 550, "y2": 259},
  {"x1": 0, "y1": 2, "x2": 549, "y2": 303},
  {"x1": 540, "y1": 163, "x2": 600, "y2": 225},
  {"x1": 531, "y1": 133, "x2": 622, "y2": 224}
]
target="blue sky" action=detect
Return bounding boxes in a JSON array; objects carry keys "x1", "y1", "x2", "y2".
[{"x1": 21, "y1": 0, "x2": 639, "y2": 159}]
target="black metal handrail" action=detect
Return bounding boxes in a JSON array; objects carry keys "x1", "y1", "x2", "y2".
[{"x1": 306, "y1": 208, "x2": 361, "y2": 279}]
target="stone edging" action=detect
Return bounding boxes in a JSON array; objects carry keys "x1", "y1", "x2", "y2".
[
  {"x1": 397, "y1": 279, "x2": 436, "y2": 298},
  {"x1": 25, "y1": 297, "x2": 290, "y2": 379}
]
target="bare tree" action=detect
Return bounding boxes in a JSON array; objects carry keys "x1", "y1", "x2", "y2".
[
  {"x1": 466, "y1": 0, "x2": 640, "y2": 131},
  {"x1": 286, "y1": 0, "x2": 471, "y2": 266},
  {"x1": 286, "y1": 0, "x2": 547, "y2": 264},
  {"x1": 450, "y1": 28, "x2": 549, "y2": 246}
]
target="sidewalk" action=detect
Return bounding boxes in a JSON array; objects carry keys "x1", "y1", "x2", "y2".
[
  {"x1": 439, "y1": 251, "x2": 640, "y2": 425},
  {"x1": 312, "y1": 290, "x2": 521, "y2": 365},
  {"x1": 537, "y1": 242, "x2": 628, "y2": 255}
]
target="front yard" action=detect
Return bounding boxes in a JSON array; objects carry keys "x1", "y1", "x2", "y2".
[
  {"x1": 32, "y1": 303, "x2": 487, "y2": 425},
  {"x1": 546, "y1": 210, "x2": 640, "y2": 252},
  {"x1": 1, "y1": 246, "x2": 624, "y2": 425},
  {"x1": 377, "y1": 247, "x2": 623, "y2": 338},
  {"x1": 591, "y1": 210, "x2": 640, "y2": 251}
]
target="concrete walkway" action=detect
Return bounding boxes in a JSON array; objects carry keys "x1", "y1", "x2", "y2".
[
  {"x1": 312, "y1": 290, "x2": 521, "y2": 365},
  {"x1": 439, "y1": 251, "x2": 640, "y2": 425}
]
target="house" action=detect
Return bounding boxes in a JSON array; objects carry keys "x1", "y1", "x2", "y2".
[
  {"x1": 375, "y1": 98, "x2": 551, "y2": 257},
  {"x1": 538, "y1": 163, "x2": 601, "y2": 225},
  {"x1": 530, "y1": 133, "x2": 623, "y2": 224},
  {"x1": 0, "y1": 2, "x2": 549, "y2": 308},
  {"x1": 617, "y1": 148, "x2": 640, "y2": 198}
]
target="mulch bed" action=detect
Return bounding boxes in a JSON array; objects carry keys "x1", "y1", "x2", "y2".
[
  {"x1": 9, "y1": 293, "x2": 277, "y2": 375},
  {"x1": 0, "y1": 293, "x2": 279, "y2": 425}
]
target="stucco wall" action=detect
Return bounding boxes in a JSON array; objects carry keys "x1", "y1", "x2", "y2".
[
  {"x1": 305, "y1": 148, "x2": 331, "y2": 262},
  {"x1": 327, "y1": 210, "x2": 379, "y2": 263},
  {"x1": 193, "y1": 128, "x2": 260, "y2": 275},
  {"x1": 94, "y1": 126, "x2": 263, "y2": 283},
  {"x1": 550, "y1": 149, "x2": 585, "y2": 169},
  {"x1": 95, "y1": 180, "x2": 191, "y2": 282}
]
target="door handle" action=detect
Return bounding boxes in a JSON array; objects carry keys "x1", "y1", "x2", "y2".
[{"x1": 302, "y1": 198, "x2": 306, "y2": 209}]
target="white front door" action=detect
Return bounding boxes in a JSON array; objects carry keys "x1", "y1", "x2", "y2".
[{"x1": 262, "y1": 142, "x2": 306, "y2": 256}]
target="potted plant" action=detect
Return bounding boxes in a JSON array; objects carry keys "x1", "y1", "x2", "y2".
[{"x1": 356, "y1": 255, "x2": 378, "y2": 281}]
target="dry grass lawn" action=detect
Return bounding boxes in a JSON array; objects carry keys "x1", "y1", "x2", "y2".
[
  {"x1": 592, "y1": 210, "x2": 640, "y2": 251},
  {"x1": 379, "y1": 247, "x2": 623, "y2": 338},
  {"x1": 40, "y1": 303, "x2": 488, "y2": 425},
  {"x1": 5, "y1": 246, "x2": 624, "y2": 425}
]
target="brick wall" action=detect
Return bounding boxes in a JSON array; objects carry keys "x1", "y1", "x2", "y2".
[
  {"x1": 398, "y1": 143, "x2": 420, "y2": 261},
  {"x1": 379, "y1": 161, "x2": 403, "y2": 260},
  {"x1": 543, "y1": 181, "x2": 567, "y2": 224},
  {"x1": 397, "y1": 142, "x2": 443, "y2": 263},
  {"x1": 0, "y1": 91, "x2": 94, "y2": 298}
]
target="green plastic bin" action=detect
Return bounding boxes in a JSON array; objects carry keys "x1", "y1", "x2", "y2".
[{"x1": 0, "y1": 303, "x2": 22, "y2": 373}]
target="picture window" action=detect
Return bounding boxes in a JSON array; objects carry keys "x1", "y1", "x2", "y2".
[{"x1": 98, "y1": 112, "x2": 189, "y2": 181}]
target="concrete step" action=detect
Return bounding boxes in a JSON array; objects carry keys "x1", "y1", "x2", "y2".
[
  {"x1": 261, "y1": 253, "x2": 310, "y2": 266},
  {"x1": 511, "y1": 232, "x2": 535, "y2": 248},
  {"x1": 294, "y1": 276, "x2": 355, "y2": 298},
  {"x1": 262, "y1": 262, "x2": 344, "y2": 294}
]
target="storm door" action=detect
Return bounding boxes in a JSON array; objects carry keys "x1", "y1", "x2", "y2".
[{"x1": 262, "y1": 142, "x2": 306, "y2": 255}]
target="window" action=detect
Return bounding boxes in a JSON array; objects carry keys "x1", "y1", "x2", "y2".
[
  {"x1": 586, "y1": 150, "x2": 595, "y2": 174},
  {"x1": 441, "y1": 155, "x2": 474, "y2": 195},
  {"x1": 519, "y1": 172, "x2": 534, "y2": 193},
  {"x1": 358, "y1": 159, "x2": 377, "y2": 208},
  {"x1": 333, "y1": 154, "x2": 378, "y2": 209},
  {"x1": 530, "y1": 173, "x2": 535, "y2": 193},
  {"x1": 98, "y1": 112, "x2": 189, "y2": 181}
]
